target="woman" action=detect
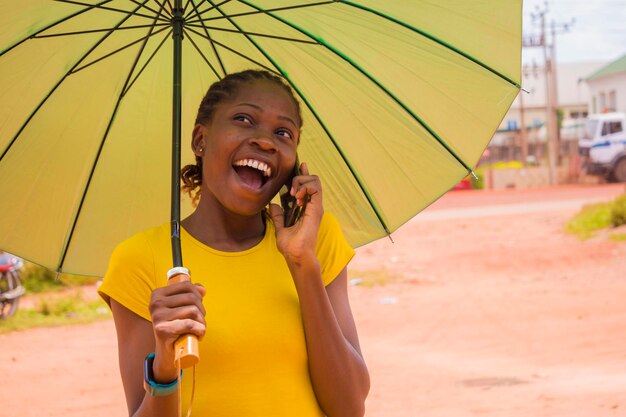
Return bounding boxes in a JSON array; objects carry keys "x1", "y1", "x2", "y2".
[{"x1": 99, "y1": 69, "x2": 369, "y2": 417}]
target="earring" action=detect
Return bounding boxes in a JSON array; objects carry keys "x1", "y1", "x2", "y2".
[{"x1": 198, "y1": 147, "x2": 203, "y2": 153}]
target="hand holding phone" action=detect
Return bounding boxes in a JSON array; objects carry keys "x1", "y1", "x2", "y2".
[{"x1": 280, "y1": 157, "x2": 306, "y2": 227}]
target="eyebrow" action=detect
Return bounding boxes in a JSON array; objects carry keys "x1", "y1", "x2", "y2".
[{"x1": 236, "y1": 102, "x2": 298, "y2": 128}]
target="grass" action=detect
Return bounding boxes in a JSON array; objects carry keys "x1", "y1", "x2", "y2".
[
  {"x1": 565, "y1": 202, "x2": 613, "y2": 239},
  {"x1": 610, "y1": 233, "x2": 626, "y2": 242},
  {"x1": 350, "y1": 269, "x2": 402, "y2": 288},
  {"x1": 21, "y1": 262, "x2": 99, "y2": 294},
  {"x1": 0, "y1": 292, "x2": 110, "y2": 334},
  {"x1": 566, "y1": 193, "x2": 626, "y2": 240}
]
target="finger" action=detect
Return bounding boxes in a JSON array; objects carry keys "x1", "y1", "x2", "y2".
[
  {"x1": 291, "y1": 175, "x2": 320, "y2": 193},
  {"x1": 150, "y1": 291, "x2": 206, "y2": 316},
  {"x1": 268, "y1": 203, "x2": 285, "y2": 232},
  {"x1": 153, "y1": 318, "x2": 206, "y2": 339},
  {"x1": 292, "y1": 179, "x2": 321, "y2": 203},
  {"x1": 158, "y1": 280, "x2": 205, "y2": 298},
  {"x1": 152, "y1": 303, "x2": 206, "y2": 325},
  {"x1": 299, "y1": 162, "x2": 310, "y2": 176},
  {"x1": 195, "y1": 283, "x2": 207, "y2": 297}
]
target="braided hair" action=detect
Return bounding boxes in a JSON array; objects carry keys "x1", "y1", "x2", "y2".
[{"x1": 181, "y1": 70, "x2": 302, "y2": 206}]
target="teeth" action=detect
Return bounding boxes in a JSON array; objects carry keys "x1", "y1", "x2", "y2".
[{"x1": 234, "y1": 158, "x2": 271, "y2": 177}]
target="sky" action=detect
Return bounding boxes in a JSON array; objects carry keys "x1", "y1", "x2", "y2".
[{"x1": 522, "y1": 0, "x2": 626, "y2": 64}]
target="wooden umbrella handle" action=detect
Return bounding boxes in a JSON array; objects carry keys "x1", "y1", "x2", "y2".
[{"x1": 167, "y1": 267, "x2": 200, "y2": 368}]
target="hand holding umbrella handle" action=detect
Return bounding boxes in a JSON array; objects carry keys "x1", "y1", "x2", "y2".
[{"x1": 167, "y1": 267, "x2": 200, "y2": 369}]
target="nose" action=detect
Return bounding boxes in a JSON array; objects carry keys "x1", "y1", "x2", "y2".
[{"x1": 248, "y1": 131, "x2": 277, "y2": 152}]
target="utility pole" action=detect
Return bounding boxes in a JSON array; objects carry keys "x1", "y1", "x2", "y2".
[
  {"x1": 528, "y1": 4, "x2": 572, "y2": 186},
  {"x1": 541, "y1": 9, "x2": 558, "y2": 186},
  {"x1": 550, "y1": 20, "x2": 560, "y2": 165},
  {"x1": 519, "y1": 88, "x2": 528, "y2": 167}
]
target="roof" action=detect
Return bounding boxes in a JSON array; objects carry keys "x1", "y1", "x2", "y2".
[{"x1": 587, "y1": 54, "x2": 626, "y2": 81}]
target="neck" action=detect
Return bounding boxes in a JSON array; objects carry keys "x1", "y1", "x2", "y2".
[{"x1": 181, "y1": 196, "x2": 266, "y2": 252}]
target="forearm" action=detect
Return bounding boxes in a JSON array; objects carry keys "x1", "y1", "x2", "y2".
[
  {"x1": 287, "y1": 257, "x2": 370, "y2": 417},
  {"x1": 132, "y1": 393, "x2": 179, "y2": 417},
  {"x1": 126, "y1": 355, "x2": 180, "y2": 417}
]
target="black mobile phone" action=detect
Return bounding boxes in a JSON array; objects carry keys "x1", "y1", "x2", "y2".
[{"x1": 280, "y1": 157, "x2": 306, "y2": 227}]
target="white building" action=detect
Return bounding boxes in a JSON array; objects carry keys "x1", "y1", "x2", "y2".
[
  {"x1": 489, "y1": 61, "x2": 606, "y2": 160},
  {"x1": 585, "y1": 54, "x2": 626, "y2": 114}
]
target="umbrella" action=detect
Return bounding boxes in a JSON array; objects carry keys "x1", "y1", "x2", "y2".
[{"x1": 0, "y1": 0, "x2": 522, "y2": 277}]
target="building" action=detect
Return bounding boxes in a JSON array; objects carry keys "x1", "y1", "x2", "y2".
[
  {"x1": 489, "y1": 61, "x2": 606, "y2": 162},
  {"x1": 585, "y1": 54, "x2": 626, "y2": 114}
]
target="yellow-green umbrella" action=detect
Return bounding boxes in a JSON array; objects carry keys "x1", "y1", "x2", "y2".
[{"x1": 0, "y1": 0, "x2": 522, "y2": 277}]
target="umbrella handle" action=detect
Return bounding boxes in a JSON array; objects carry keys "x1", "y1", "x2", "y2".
[{"x1": 167, "y1": 268, "x2": 200, "y2": 368}]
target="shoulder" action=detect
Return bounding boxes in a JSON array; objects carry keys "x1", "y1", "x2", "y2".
[
  {"x1": 111, "y1": 223, "x2": 170, "y2": 262},
  {"x1": 99, "y1": 223, "x2": 170, "y2": 320},
  {"x1": 105, "y1": 223, "x2": 174, "y2": 283}
]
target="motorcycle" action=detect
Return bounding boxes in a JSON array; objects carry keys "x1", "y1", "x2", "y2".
[{"x1": 0, "y1": 252, "x2": 25, "y2": 318}]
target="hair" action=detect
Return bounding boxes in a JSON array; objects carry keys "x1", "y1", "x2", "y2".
[{"x1": 181, "y1": 69, "x2": 302, "y2": 206}]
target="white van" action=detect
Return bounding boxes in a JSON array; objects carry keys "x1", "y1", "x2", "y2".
[{"x1": 578, "y1": 112, "x2": 626, "y2": 182}]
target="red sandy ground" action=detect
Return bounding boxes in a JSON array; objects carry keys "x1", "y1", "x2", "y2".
[{"x1": 1, "y1": 184, "x2": 625, "y2": 417}]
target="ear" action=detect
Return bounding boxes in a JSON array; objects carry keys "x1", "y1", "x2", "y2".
[{"x1": 191, "y1": 124, "x2": 206, "y2": 156}]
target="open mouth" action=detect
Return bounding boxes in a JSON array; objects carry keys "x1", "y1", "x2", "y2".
[{"x1": 233, "y1": 158, "x2": 272, "y2": 190}]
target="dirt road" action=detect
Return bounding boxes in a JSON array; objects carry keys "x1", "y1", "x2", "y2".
[{"x1": 2, "y1": 184, "x2": 625, "y2": 417}]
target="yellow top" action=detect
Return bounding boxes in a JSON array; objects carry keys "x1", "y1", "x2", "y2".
[{"x1": 99, "y1": 211, "x2": 355, "y2": 417}]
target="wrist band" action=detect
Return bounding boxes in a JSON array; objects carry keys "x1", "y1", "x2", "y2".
[{"x1": 143, "y1": 352, "x2": 182, "y2": 397}]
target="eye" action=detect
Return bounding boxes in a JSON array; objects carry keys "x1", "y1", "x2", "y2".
[
  {"x1": 275, "y1": 128, "x2": 294, "y2": 140},
  {"x1": 234, "y1": 114, "x2": 253, "y2": 124}
]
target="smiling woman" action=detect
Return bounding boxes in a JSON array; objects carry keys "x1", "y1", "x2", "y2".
[{"x1": 98, "y1": 69, "x2": 370, "y2": 417}]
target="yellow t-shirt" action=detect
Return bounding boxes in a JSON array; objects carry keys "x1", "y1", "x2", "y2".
[{"x1": 99, "y1": 211, "x2": 354, "y2": 417}]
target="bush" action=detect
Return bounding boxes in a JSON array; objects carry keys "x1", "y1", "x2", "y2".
[
  {"x1": 566, "y1": 202, "x2": 612, "y2": 239},
  {"x1": 610, "y1": 194, "x2": 626, "y2": 227},
  {"x1": 21, "y1": 263, "x2": 62, "y2": 293},
  {"x1": 21, "y1": 262, "x2": 99, "y2": 293}
]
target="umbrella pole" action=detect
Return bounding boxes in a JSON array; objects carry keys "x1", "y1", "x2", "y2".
[
  {"x1": 170, "y1": 0, "x2": 184, "y2": 268},
  {"x1": 168, "y1": 0, "x2": 200, "y2": 369}
]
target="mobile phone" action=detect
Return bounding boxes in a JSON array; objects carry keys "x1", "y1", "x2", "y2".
[{"x1": 280, "y1": 156, "x2": 306, "y2": 227}]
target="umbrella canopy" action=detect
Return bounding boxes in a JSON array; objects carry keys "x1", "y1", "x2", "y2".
[{"x1": 0, "y1": 0, "x2": 522, "y2": 277}]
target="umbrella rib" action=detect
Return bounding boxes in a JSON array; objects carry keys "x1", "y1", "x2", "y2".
[
  {"x1": 182, "y1": 0, "x2": 192, "y2": 16},
  {"x1": 207, "y1": 0, "x2": 393, "y2": 237},
  {"x1": 71, "y1": 26, "x2": 170, "y2": 74},
  {"x1": 57, "y1": 0, "x2": 171, "y2": 273},
  {"x1": 186, "y1": 1, "x2": 336, "y2": 24},
  {"x1": 127, "y1": 0, "x2": 173, "y2": 19},
  {"x1": 185, "y1": 26, "x2": 280, "y2": 75},
  {"x1": 184, "y1": 24, "x2": 318, "y2": 44},
  {"x1": 238, "y1": 0, "x2": 474, "y2": 174},
  {"x1": 31, "y1": 23, "x2": 170, "y2": 38},
  {"x1": 187, "y1": 0, "x2": 227, "y2": 76},
  {"x1": 53, "y1": 0, "x2": 170, "y2": 22},
  {"x1": 183, "y1": 28, "x2": 222, "y2": 79},
  {"x1": 123, "y1": 29, "x2": 172, "y2": 97},
  {"x1": 0, "y1": 1, "x2": 150, "y2": 165},
  {"x1": 185, "y1": 0, "x2": 233, "y2": 21},
  {"x1": 1, "y1": 0, "x2": 115, "y2": 57},
  {"x1": 337, "y1": 0, "x2": 521, "y2": 89}
]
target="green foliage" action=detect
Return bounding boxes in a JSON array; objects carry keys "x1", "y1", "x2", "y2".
[
  {"x1": 566, "y1": 202, "x2": 613, "y2": 239},
  {"x1": 472, "y1": 160, "x2": 525, "y2": 190},
  {"x1": 21, "y1": 263, "x2": 61, "y2": 293},
  {"x1": 21, "y1": 262, "x2": 98, "y2": 293},
  {"x1": 610, "y1": 194, "x2": 626, "y2": 227},
  {"x1": 610, "y1": 233, "x2": 626, "y2": 242},
  {"x1": 0, "y1": 295, "x2": 110, "y2": 334},
  {"x1": 483, "y1": 160, "x2": 525, "y2": 170},
  {"x1": 566, "y1": 193, "x2": 626, "y2": 239}
]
